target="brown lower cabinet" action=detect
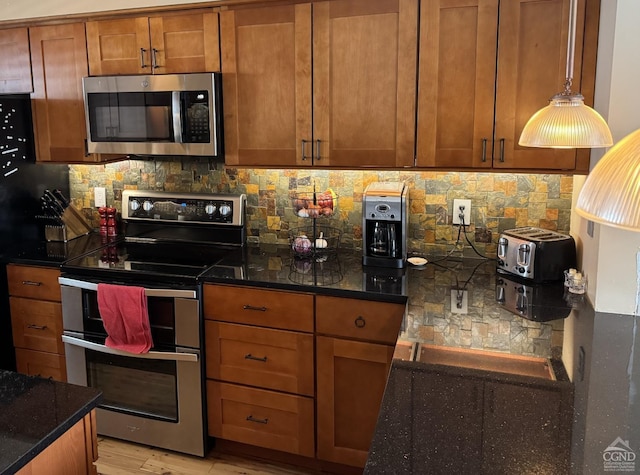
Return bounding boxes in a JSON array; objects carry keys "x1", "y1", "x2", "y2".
[
  {"x1": 404, "y1": 366, "x2": 573, "y2": 474},
  {"x1": 316, "y1": 337, "x2": 395, "y2": 467},
  {"x1": 16, "y1": 410, "x2": 98, "y2": 475},
  {"x1": 7, "y1": 264, "x2": 66, "y2": 382},
  {"x1": 203, "y1": 284, "x2": 406, "y2": 470}
]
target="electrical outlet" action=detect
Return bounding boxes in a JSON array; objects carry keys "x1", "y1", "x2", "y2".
[
  {"x1": 452, "y1": 199, "x2": 472, "y2": 225},
  {"x1": 94, "y1": 187, "x2": 106, "y2": 208},
  {"x1": 451, "y1": 289, "x2": 468, "y2": 314}
]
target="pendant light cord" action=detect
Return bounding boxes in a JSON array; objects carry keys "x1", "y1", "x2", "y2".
[{"x1": 563, "y1": 0, "x2": 578, "y2": 95}]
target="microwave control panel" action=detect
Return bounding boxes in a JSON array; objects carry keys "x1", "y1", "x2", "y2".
[{"x1": 183, "y1": 91, "x2": 210, "y2": 143}]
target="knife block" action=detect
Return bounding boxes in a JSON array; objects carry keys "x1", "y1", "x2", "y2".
[{"x1": 39, "y1": 206, "x2": 94, "y2": 242}]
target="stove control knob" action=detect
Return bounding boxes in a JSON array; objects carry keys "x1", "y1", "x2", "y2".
[
  {"x1": 219, "y1": 203, "x2": 232, "y2": 217},
  {"x1": 143, "y1": 200, "x2": 154, "y2": 212},
  {"x1": 205, "y1": 203, "x2": 217, "y2": 215},
  {"x1": 130, "y1": 199, "x2": 140, "y2": 211}
]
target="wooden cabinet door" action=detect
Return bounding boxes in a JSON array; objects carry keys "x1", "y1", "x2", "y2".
[
  {"x1": 415, "y1": 0, "x2": 497, "y2": 168},
  {"x1": 148, "y1": 12, "x2": 220, "y2": 74},
  {"x1": 313, "y1": 0, "x2": 417, "y2": 168},
  {"x1": 29, "y1": 23, "x2": 94, "y2": 163},
  {"x1": 316, "y1": 336, "x2": 394, "y2": 468},
  {"x1": 220, "y1": 4, "x2": 312, "y2": 167},
  {"x1": 0, "y1": 28, "x2": 32, "y2": 93},
  {"x1": 493, "y1": 0, "x2": 583, "y2": 170},
  {"x1": 482, "y1": 380, "x2": 573, "y2": 474},
  {"x1": 86, "y1": 17, "x2": 151, "y2": 75},
  {"x1": 411, "y1": 371, "x2": 484, "y2": 472}
]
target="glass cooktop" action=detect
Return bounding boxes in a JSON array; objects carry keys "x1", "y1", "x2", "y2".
[{"x1": 61, "y1": 240, "x2": 243, "y2": 284}]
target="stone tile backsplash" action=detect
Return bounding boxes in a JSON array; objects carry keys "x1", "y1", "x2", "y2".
[{"x1": 69, "y1": 159, "x2": 573, "y2": 256}]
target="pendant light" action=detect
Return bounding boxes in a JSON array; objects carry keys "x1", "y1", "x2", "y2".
[
  {"x1": 518, "y1": 0, "x2": 612, "y2": 148},
  {"x1": 575, "y1": 128, "x2": 640, "y2": 231}
]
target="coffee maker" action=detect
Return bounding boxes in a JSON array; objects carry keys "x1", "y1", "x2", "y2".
[{"x1": 362, "y1": 182, "x2": 408, "y2": 268}]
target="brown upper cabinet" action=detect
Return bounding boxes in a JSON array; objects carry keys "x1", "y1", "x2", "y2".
[
  {"x1": 416, "y1": 0, "x2": 592, "y2": 171},
  {"x1": 86, "y1": 11, "x2": 220, "y2": 75},
  {"x1": 30, "y1": 23, "x2": 92, "y2": 163},
  {"x1": 0, "y1": 28, "x2": 32, "y2": 94},
  {"x1": 221, "y1": 0, "x2": 418, "y2": 168},
  {"x1": 30, "y1": 23, "x2": 121, "y2": 163}
]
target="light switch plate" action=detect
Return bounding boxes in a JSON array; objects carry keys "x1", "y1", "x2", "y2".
[{"x1": 94, "y1": 187, "x2": 106, "y2": 208}]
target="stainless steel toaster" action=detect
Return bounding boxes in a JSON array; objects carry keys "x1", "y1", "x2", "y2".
[{"x1": 496, "y1": 227, "x2": 576, "y2": 283}]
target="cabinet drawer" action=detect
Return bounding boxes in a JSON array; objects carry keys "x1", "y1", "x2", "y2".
[
  {"x1": 203, "y1": 284, "x2": 314, "y2": 332},
  {"x1": 10, "y1": 297, "x2": 64, "y2": 354},
  {"x1": 207, "y1": 381, "x2": 314, "y2": 457},
  {"x1": 206, "y1": 321, "x2": 314, "y2": 396},
  {"x1": 15, "y1": 348, "x2": 66, "y2": 382},
  {"x1": 7, "y1": 265, "x2": 61, "y2": 301},
  {"x1": 316, "y1": 296, "x2": 405, "y2": 344}
]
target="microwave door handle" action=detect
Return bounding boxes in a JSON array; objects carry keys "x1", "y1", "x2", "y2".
[
  {"x1": 172, "y1": 91, "x2": 184, "y2": 143},
  {"x1": 62, "y1": 334, "x2": 199, "y2": 363}
]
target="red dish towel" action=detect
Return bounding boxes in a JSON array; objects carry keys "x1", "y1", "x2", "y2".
[{"x1": 97, "y1": 283, "x2": 153, "y2": 354}]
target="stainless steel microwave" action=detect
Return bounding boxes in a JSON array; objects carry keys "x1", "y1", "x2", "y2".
[{"x1": 82, "y1": 73, "x2": 222, "y2": 157}]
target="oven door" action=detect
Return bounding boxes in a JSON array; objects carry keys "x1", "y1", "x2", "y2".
[{"x1": 59, "y1": 277, "x2": 205, "y2": 456}]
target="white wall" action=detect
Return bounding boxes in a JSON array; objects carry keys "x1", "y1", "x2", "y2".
[
  {"x1": 0, "y1": 0, "x2": 218, "y2": 21},
  {"x1": 573, "y1": 0, "x2": 640, "y2": 315}
]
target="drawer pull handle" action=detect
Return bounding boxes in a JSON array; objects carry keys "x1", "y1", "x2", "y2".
[
  {"x1": 22, "y1": 280, "x2": 42, "y2": 286},
  {"x1": 244, "y1": 354, "x2": 268, "y2": 363},
  {"x1": 27, "y1": 324, "x2": 47, "y2": 330},
  {"x1": 354, "y1": 316, "x2": 366, "y2": 328},
  {"x1": 246, "y1": 415, "x2": 269, "y2": 425},
  {"x1": 243, "y1": 305, "x2": 267, "y2": 312},
  {"x1": 140, "y1": 48, "x2": 147, "y2": 68}
]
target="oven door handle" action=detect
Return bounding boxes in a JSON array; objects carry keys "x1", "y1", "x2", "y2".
[
  {"x1": 58, "y1": 277, "x2": 197, "y2": 299},
  {"x1": 61, "y1": 334, "x2": 199, "y2": 362}
]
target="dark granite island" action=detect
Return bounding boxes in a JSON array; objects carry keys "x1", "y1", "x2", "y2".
[
  {"x1": 0, "y1": 370, "x2": 101, "y2": 475},
  {"x1": 365, "y1": 259, "x2": 577, "y2": 475}
]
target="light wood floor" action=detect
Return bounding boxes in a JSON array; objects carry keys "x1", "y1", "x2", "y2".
[{"x1": 95, "y1": 436, "x2": 316, "y2": 475}]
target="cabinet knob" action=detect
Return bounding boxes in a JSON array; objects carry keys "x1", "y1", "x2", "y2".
[{"x1": 354, "y1": 316, "x2": 366, "y2": 328}]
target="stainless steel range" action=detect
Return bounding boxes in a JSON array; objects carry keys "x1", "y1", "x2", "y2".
[{"x1": 59, "y1": 190, "x2": 246, "y2": 457}]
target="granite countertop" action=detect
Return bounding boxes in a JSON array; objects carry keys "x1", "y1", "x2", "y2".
[
  {"x1": 0, "y1": 370, "x2": 102, "y2": 474},
  {"x1": 1, "y1": 233, "x2": 108, "y2": 268},
  {"x1": 3, "y1": 241, "x2": 580, "y2": 473},
  {"x1": 205, "y1": 245, "x2": 580, "y2": 360}
]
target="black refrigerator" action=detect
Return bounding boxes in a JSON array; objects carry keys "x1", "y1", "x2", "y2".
[{"x1": 0, "y1": 94, "x2": 70, "y2": 370}]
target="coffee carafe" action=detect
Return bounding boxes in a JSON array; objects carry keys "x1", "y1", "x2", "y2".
[{"x1": 363, "y1": 182, "x2": 408, "y2": 268}]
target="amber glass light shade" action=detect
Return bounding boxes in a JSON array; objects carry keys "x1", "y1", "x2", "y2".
[
  {"x1": 519, "y1": 94, "x2": 613, "y2": 149},
  {"x1": 576, "y1": 128, "x2": 640, "y2": 231}
]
